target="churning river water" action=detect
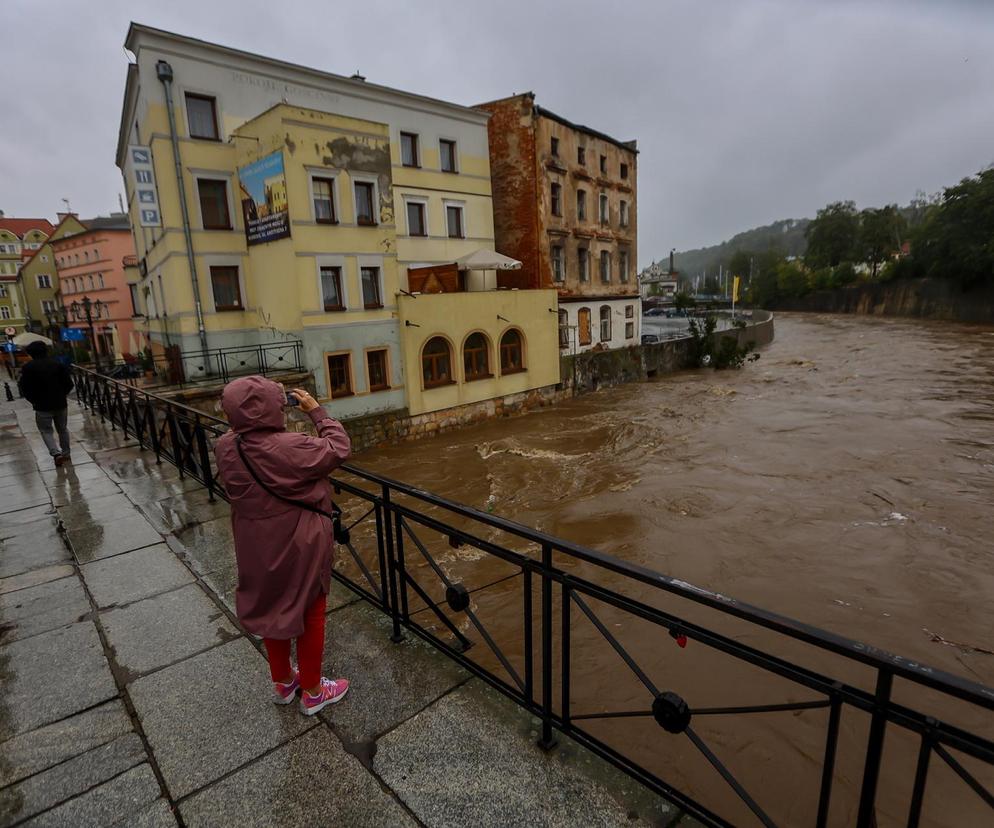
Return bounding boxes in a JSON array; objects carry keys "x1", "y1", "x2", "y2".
[{"x1": 351, "y1": 313, "x2": 994, "y2": 826}]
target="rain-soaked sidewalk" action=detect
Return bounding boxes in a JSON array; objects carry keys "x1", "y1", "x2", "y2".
[{"x1": 0, "y1": 395, "x2": 688, "y2": 827}]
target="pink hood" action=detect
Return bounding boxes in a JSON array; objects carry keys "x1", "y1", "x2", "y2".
[{"x1": 221, "y1": 375, "x2": 285, "y2": 434}]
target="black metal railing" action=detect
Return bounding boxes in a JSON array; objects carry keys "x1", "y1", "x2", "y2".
[
  {"x1": 73, "y1": 367, "x2": 994, "y2": 828},
  {"x1": 94, "y1": 340, "x2": 305, "y2": 389}
]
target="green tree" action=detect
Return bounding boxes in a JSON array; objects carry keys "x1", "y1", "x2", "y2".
[
  {"x1": 777, "y1": 261, "x2": 810, "y2": 298},
  {"x1": 860, "y1": 205, "x2": 906, "y2": 279},
  {"x1": 831, "y1": 262, "x2": 858, "y2": 287},
  {"x1": 728, "y1": 249, "x2": 752, "y2": 280},
  {"x1": 673, "y1": 291, "x2": 696, "y2": 311},
  {"x1": 805, "y1": 201, "x2": 860, "y2": 269}
]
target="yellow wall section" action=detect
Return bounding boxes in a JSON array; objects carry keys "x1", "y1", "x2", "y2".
[{"x1": 398, "y1": 289, "x2": 559, "y2": 415}]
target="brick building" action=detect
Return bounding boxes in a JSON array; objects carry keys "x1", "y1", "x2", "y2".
[{"x1": 477, "y1": 93, "x2": 639, "y2": 353}]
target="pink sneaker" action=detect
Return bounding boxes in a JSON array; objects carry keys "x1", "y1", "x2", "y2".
[
  {"x1": 272, "y1": 668, "x2": 300, "y2": 705},
  {"x1": 300, "y1": 677, "x2": 349, "y2": 715}
]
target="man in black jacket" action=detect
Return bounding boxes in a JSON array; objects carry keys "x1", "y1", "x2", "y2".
[{"x1": 18, "y1": 341, "x2": 74, "y2": 466}]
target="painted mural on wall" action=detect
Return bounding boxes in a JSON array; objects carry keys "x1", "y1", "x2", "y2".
[{"x1": 238, "y1": 150, "x2": 290, "y2": 245}]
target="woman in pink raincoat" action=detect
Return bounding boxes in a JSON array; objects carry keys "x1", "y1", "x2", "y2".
[{"x1": 214, "y1": 375, "x2": 351, "y2": 715}]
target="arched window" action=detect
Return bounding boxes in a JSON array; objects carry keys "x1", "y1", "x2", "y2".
[
  {"x1": 599, "y1": 306, "x2": 612, "y2": 342},
  {"x1": 577, "y1": 308, "x2": 592, "y2": 346},
  {"x1": 463, "y1": 332, "x2": 490, "y2": 381},
  {"x1": 499, "y1": 329, "x2": 524, "y2": 373},
  {"x1": 422, "y1": 337, "x2": 452, "y2": 388}
]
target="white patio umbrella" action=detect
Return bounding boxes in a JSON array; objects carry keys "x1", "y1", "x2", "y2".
[
  {"x1": 12, "y1": 332, "x2": 53, "y2": 347},
  {"x1": 454, "y1": 249, "x2": 522, "y2": 271}
]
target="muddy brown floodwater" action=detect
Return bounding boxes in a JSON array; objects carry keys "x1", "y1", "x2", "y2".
[{"x1": 350, "y1": 313, "x2": 994, "y2": 826}]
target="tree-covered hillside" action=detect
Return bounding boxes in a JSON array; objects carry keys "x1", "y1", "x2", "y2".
[{"x1": 669, "y1": 218, "x2": 810, "y2": 282}]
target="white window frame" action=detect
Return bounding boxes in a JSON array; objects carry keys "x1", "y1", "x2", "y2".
[
  {"x1": 37, "y1": 273, "x2": 52, "y2": 289},
  {"x1": 399, "y1": 130, "x2": 421, "y2": 168},
  {"x1": 599, "y1": 192, "x2": 609, "y2": 224},
  {"x1": 357, "y1": 254, "x2": 386, "y2": 310},
  {"x1": 193, "y1": 172, "x2": 236, "y2": 232},
  {"x1": 0, "y1": 306, "x2": 10, "y2": 319},
  {"x1": 551, "y1": 245, "x2": 565, "y2": 283},
  {"x1": 350, "y1": 173, "x2": 381, "y2": 227},
  {"x1": 42, "y1": 299, "x2": 56, "y2": 314},
  {"x1": 439, "y1": 137, "x2": 459, "y2": 173},
  {"x1": 620, "y1": 200, "x2": 629, "y2": 227},
  {"x1": 403, "y1": 195, "x2": 430, "y2": 238},
  {"x1": 578, "y1": 248, "x2": 589, "y2": 282},
  {"x1": 620, "y1": 250, "x2": 630, "y2": 283},
  {"x1": 443, "y1": 199, "x2": 466, "y2": 239},
  {"x1": 201, "y1": 254, "x2": 246, "y2": 313},
  {"x1": 307, "y1": 169, "x2": 340, "y2": 224},
  {"x1": 600, "y1": 250, "x2": 611, "y2": 283},
  {"x1": 315, "y1": 254, "x2": 348, "y2": 311},
  {"x1": 0, "y1": 285, "x2": 7, "y2": 297}
]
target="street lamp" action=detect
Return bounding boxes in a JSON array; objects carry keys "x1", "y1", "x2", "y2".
[{"x1": 69, "y1": 296, "x2": 106, "y2": 372}]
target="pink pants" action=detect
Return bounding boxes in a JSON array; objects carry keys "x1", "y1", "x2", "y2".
[{"x1": 263, "y1": 593, "x2": 327, "y2": 690}]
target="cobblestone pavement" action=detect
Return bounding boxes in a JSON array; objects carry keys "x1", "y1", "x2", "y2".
[{"x1": 0, "y1": 395, "x2": 695, "y2": 827}]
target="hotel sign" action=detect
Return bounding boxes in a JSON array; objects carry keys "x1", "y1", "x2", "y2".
[{"x1": 127, "y1": 145, "x2": 162, "y2": 227}]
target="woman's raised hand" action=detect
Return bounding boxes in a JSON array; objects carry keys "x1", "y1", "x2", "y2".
[{"x1": 290, "y1": 388, "x2": 320, "y2": 413}]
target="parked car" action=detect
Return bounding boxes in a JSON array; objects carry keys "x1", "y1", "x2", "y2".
[
  {"x1": 644, "y1": 307, "x2": 665, "y2": 317},
  {"x1": 641, "y1": 334, "x2": 661, "y2": 345}
]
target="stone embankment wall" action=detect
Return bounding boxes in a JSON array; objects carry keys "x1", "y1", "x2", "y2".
[
  {"x1": 774, "y1": 279, "x2": 994, "y2": 322},
  {"x1": 152, "y1": 313, "x2": 774, "y2": 452}
]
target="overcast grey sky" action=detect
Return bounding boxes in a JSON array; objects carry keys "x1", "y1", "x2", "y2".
[{"x1": 3, "y1": 0, "x2": 993, "y2": 263}]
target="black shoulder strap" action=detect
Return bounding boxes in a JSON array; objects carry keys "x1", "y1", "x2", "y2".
[{"x1": 234, "y1": 434, "x2": 340, "y2": 522}]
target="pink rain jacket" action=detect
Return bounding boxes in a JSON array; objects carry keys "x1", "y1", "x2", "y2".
[{"x1": 214, "y1": 376, "x2": 351, "y2": 639}]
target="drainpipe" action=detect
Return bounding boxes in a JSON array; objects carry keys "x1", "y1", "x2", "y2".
[{"x1": 156, "y1": 60, "x2": 209, "y2": 356}]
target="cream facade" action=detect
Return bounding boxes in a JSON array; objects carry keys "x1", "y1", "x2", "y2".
[
  {"x1": 117, "y1": 23, "x2": 559, "y2": 419},
  {"x1": 0, "y1": 217, "x2": 54, "y2": 332}
]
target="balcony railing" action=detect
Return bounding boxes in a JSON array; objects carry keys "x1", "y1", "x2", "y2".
[{"x1": 72, "y1": 366, "x2": 994, "y2": 827}]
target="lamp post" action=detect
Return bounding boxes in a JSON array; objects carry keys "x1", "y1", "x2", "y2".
[
  {"x1": 69, "y1": 296, "x2": 105, "y2": 372},
  {"x1": 44, "y1": 304, "x2": 70, "y2": 360}
]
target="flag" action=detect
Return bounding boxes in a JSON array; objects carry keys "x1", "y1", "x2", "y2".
[{"x1": 733, "y1": 276, "x2": 741, "y2": 303}]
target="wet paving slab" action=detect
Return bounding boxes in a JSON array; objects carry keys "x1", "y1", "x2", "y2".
[
  {"x1": 0, "y1": 519, "x2": 69, "y2": 580},
  {"x1": 67, "y1": 513, "x2": 164, "y2": 564},
  {"x1": 129, "y1": 637, "x2": 312, "y2": 799},
  {"x1": 0, "y1": 573, "x2": 91, "y2": 644},
  {"x1": 139, "y1": 488, "x2": 230, "y2": 536},
  {"x1": 57, "y1": 491, "x2": 141, "y2": 528},
  {"x1": 0, "y1": 620, "x2": 118, "y2": 740},
  {"x1": 172, "y1": 516, "x2": 236, "y2": 577},
  {"x1": 101, "y1": 584, "x2": 239, "y2": 679},
  {"x1": 81, "y1": 544, "x2": 194, "y2": 608},
  {"x1": 180, "y1": 726, "x2": 415, "y2": 828},
  {"x1": 0, "y1": 564, "x2": 74, "y2": 597}
]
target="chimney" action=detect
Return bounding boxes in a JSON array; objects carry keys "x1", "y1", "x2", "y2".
[{"x1": 0, "y1": 209, "x2": 5, "y2": 218}]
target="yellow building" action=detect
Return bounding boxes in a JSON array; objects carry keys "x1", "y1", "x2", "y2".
[
  {"x1": 0, "y1": 216, "x2": 55, "y2": 331},
  {"x1": 116, "y1": 23, "x2": 561, "y2": 421},
  {"x1": 20, "y1": 214, "x2": 87, "y2": 335}
]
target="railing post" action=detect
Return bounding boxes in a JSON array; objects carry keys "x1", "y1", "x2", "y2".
[
  {"x1": 195, "y1": 417, "x2": 216, "y2": 502},
  {"x1": 856, "y1": 669, "x2": 893, "y2": 828},
  {"x1": 561, "y1": 579, "x2": 571, "y2": 733},
  {"x1": 381, "y1": 484, "x2": 403, "y2": 642},
  {"x1": 816, "y1": 684, "x2": 843, "y2": 828},
  {"x1": 538, "y1": 543, "x2": 557, "y2": 750},
  {"x1": 523, "y1": 568, "x2": 533, "y2": 707}
]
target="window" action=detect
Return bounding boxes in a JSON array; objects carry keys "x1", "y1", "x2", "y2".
[
  {"x1": 463, "y1": 333, "x2": 490, "y2": 380},
  {"x1": 406, "y1": 201, "x2": 427, "y2": 237},
  {"x1": 578, "y1": 248, "x2": 589, "y2": 282},
  {"x1": 600, "y1": 306, "x2": 612, "y2": 342},
  {"x1": 558, "y1": 309, "x2": 569, "y2": 348},
  {"x1": 600, "y1": 155, "x2": 607, "y2": 174},
  {"x1": 37, "y1": 274, "x2": 52, "y2": 288},
  {"x1": 499, "y1": 329, "x2": 524, "y2": 373},
  {"x1": 446, "y1": 204, "x2": 464, "y2": 239},
  {"x1": 626, "y1": 304, "x2": 635, "y2": 318},
  {"x1": 93, "y1": 249, "x2": 98, "y2": 261},
  {"x1": 600, "y1": 250, "x2": 611, "y2": 283},
  {"x1": 320, "y1": 266, "x2": 345, "y2": 311},
  {"x1": 355, "y1": 181, "x2": 376, "y2": 225},
  {"x1": 576, "y1": 189, "x2": 587, "y2": 221},
  {"x1": 551, "y1": 183, "x2": 562, "y2": 216},
  {"x1": 620, "y1": 200, "x2": 629, "y2": 227},
  {"x1": 0, "y1": 285, "x2": 6, "y2": 297},
  {"x1": 440, "y1": 139, "x2": 457, "y2": 172},
  {"x1": 0, "y1": 307, "x2": 9, "y2": 320},
  {"x1": 621, "y1": 162, "x2": 629, "y2": 179},
  {"x1": 367, "y1": 349, "x2": 389, "y2": 391},
  {"x1": 400, "y1": 132, "x2": 419, "y2": 167},
  {"x1": 620, "y1": 250, "x2": 629, "y2": 282},
  {"x1": 42, "y1": 255, "x2": 48, "y2": 263},
  {"x1": 551, "y1": 246, "x2": 564, "y2": 282},
  {"x1": 186, "y1": 93, "x2": 219, "y2": 140},
  {"x1": 327, "y1": 353, "x2": 353, "y2": 398},
  {"x1": 312, "y1": 177, "x2": 337, "y2": 223},
  {"x1": 361, "y1": 266, "x2": 382, "y2": 308},
  {"x1": 422, "y1": 337, "x2": 452, "y2": 388},
  {"x1": 626, "y1": 321, "x2": 635, "y2": 339},
  {"x1": 98, "y1": 274, "x2": 105, "y2": 289},
  {"x1": 599, "y1": 193, "x2": 609, "y2": 224},
  {"x1": 88, "y1": 275, "x2": 94, "y2": 290},
  {"x1": 129, "y1": 284, "x2": 141, "y2": 316},
  {"x1": 198, "y1": 179, "x2": 231, "y2": 230},
  {"x1": 210, "y1": 265, "x2": 242, "y2": 310},
  {"x1": 42, "y1": 300, "x2": 56, "y2": 314},
  {"x1": 84, "y1": 252, "x2": 89, "y2": 262},
  {"x1": 578, "y1": 146, "x2": 586, "y2": 165},
  {"x1": 577, "y1": 308, "x2": 591, "y2": 346},
  {"x1": 551, "y1": 136, "x2": 559, "y2": 156}
]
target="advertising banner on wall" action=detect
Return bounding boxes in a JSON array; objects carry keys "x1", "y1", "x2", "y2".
[{"x1": 237, "y1": 151, "x2": 290, "y2": 246}]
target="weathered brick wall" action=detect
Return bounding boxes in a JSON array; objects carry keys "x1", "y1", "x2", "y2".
[{"x1": 477, "y1": 96, "x2": 539, "y2": 290}]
